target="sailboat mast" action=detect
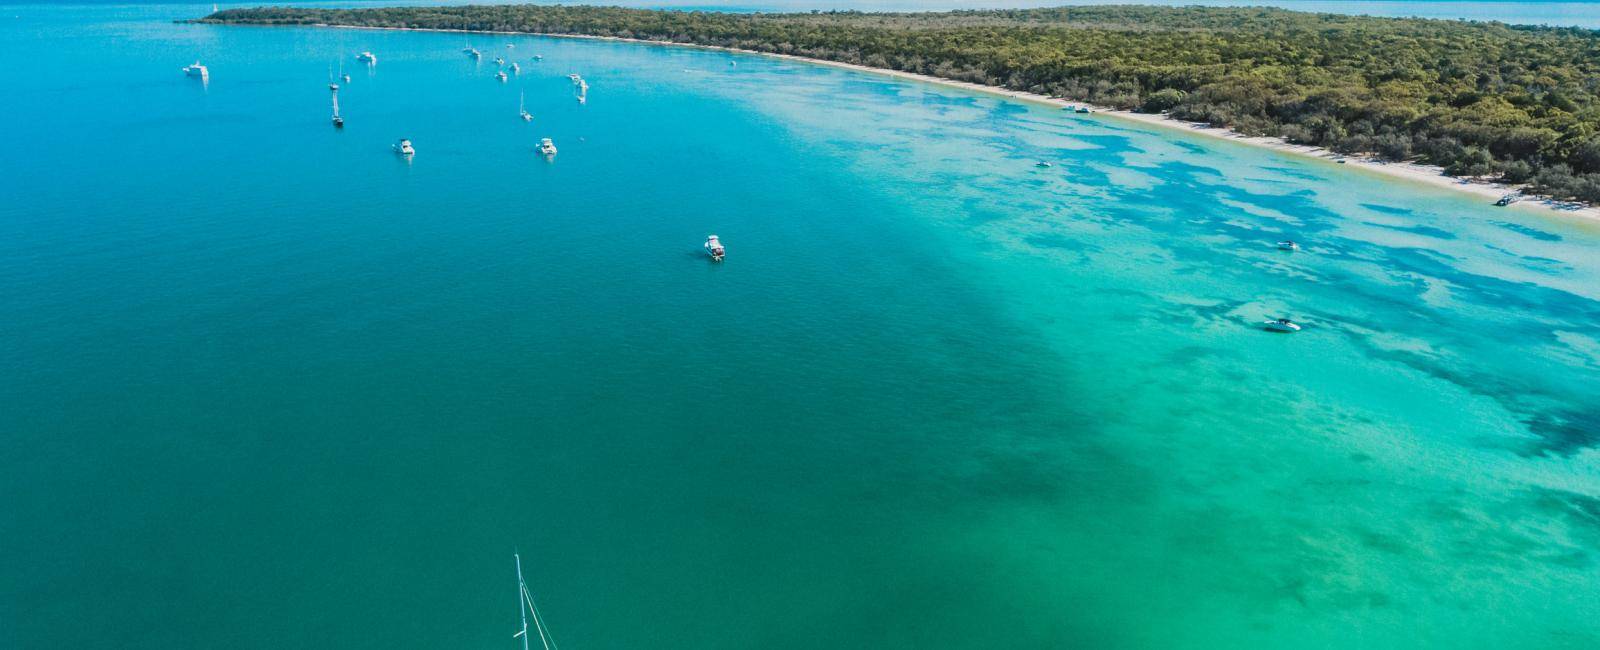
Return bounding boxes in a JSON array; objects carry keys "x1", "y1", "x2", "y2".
[{"x1": 515, "y1": 554, "x2": 531, "y2": 650}]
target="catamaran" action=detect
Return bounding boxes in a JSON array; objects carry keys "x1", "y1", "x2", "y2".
[
  {"x1": 519, "y1": 93, "x2": 533, "y2": 122},
  {"x1": 513, "y1": 554, "x2": 558, "y2": 650}
]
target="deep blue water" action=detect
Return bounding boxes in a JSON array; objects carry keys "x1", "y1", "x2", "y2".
[{"x1": 2, "y1": 3, "x2": 1599, "y2": 650}]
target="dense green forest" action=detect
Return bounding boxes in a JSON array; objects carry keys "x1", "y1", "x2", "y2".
[{"x1": 203, "y1": 5, "x2": 1600, "y2": 203}]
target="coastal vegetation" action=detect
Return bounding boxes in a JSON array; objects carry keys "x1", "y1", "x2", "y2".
[{"x1": 203, "y1": 5, "x2": 1600, "y2": 203}]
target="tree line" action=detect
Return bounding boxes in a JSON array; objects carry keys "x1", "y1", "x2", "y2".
[{"x1": 203, "y1": 4, "x2": 1600, "y2": 203}]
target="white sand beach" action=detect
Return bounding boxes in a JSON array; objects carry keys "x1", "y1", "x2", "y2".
[{"x1": 318, "y1": 24, "x2": 1600, "y2": 223}]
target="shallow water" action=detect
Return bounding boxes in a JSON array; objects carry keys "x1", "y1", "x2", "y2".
[{"x1": 2, "y1": 5, "x2": 1598, "y2": 650}]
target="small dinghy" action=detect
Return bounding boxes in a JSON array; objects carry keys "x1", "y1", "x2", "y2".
[
  {"x1": 1262, "y1": 318, "x2": 1301, "y2": 333},
  {"x1": 1276, "y1": 240, "x2": 1300, "y2": 251},
  {"x1": 1495, "y1": 193, "x2": 1519, "y2": 207},
  {"x1": 705, "y1": 235, "x2": 725, "y2": 262}
]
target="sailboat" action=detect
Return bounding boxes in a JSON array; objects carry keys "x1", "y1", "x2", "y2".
[
  {"x1": 513, "y1": 554, "x2": 558, "y2": 650},
  {"x1": 329, "y1": 80, "x2": 343, "y2": 128},
  {"x1": 519, "y1": 92, "x2": 533, "y2": 122}
]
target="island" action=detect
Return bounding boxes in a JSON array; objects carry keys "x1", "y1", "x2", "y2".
[{"x1": 201, "y1": 4, "x2": 1600, "y2": 206}]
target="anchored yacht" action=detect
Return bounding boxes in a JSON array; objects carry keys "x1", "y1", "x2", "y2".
[
  {"x1": 1263, "y1": 318, "x2": 1301, "y2": 333},
  {"x1": 329, "y1": 82, "x2": 343, "y2": 128},
  {"x1": 393, "y1": 138, "x2": 415, "y2": 156},
  {"x1": 519, "y1": 93, "x2": 533, "y2": 122},
  {"x1": 705, "y1": 235, "x2": 726, "y2": 262},
  {"x1": 182, "y1": 61, "x2": 208, "y2": 79},
  {"x1": 356, "y1": 51, "x2": 376, "y2": 64},
  {"x1": 538, "y1": 138, "x2": 557, "y2": 157}
]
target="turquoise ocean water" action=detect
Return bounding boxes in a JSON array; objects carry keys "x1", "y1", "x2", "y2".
[{"x1": 2, "y1": 4, "x2": 1599, "y2": 649}]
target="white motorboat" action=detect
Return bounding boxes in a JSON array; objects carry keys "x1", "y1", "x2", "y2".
[
  {"x1": 182, "y1": 61, "x2": 208, "y2": 79},
  {"x1": 393, "y1": 138, "x2": 415, "y2": 156},
  {"x1": 705, "y1": 235, "x2": 725, "y2": 262},
  {"x1": 1276, "y1": 240, "x2": 1300, "y2": 251},
  {"x1": 464, "y1": 46, "x2": 481, "y2": 59},
  {"x1": 356, "y1": 51, "x2": 376, "y2": 64},
  {"x1": 496, "y1": 71, "x2": 508, "y2": 82},
  {"x1": 538, "y1": 137, "x2": 557, "y2": 157},
  {"x1": 509, "y1": 62, "x2": 520, "y2": 74},
  {"x1": 1263, "y1": 318, "x2": 1301, "y2": 333}
]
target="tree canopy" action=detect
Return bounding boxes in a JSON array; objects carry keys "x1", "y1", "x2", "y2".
[{"x1": 203, "y1": 4, "x2": 1600, "y2": 203}]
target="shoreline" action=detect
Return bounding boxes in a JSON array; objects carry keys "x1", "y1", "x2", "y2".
[{"x1": 235, "y1": 21, "x2": 1600, "y2": 223}]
